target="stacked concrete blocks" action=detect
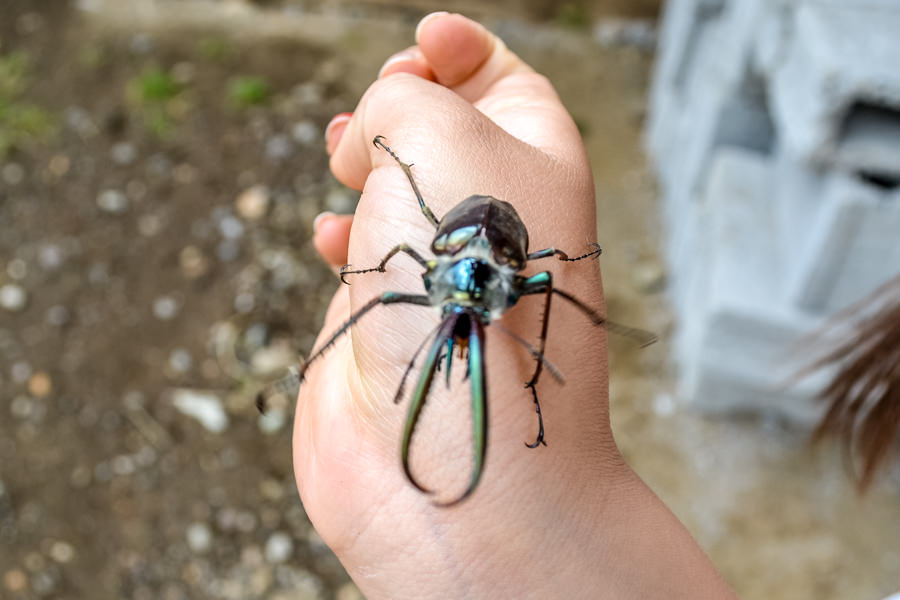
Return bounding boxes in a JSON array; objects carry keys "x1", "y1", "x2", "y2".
[{"x1": 648, "y1": 0, "x2": 900, "y2": 422}]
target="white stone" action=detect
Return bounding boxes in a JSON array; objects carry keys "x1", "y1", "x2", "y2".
[
  {"x1": 264, "y1": 532, "x2": 293, "y2": 564},
  {"x1": 186, "y1": 522, "x2": 213, "y2": 553},
  {"x1": 172, "y1": 389, "x2": 228, "y2": 433},
  {"x1": 0, "y1": 284, "x2": 27, "y2": 312}
]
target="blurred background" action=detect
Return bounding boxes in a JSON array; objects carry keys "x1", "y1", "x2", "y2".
[{"x1": 0, "y1": 0, "x2": 898, "y2": 599}]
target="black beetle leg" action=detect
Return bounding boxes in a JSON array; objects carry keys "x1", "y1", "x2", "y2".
[
  {"x1": 372, "y1": 135, "x2": 440, "y2": 229},
  {"x1": 339, "y1": 243, "x2": 430, "y2": 285},
  {"x1": 524, "y1": 382, "x2": 546, "y2": 448},
  {"x1": 527, "y1": 243, "x2": 602, "y2": 262}
]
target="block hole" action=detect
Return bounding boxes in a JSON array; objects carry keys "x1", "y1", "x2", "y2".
[
  {"x1": 838, "y1": 102, "x2": 900, "y2": 180},
  {"x1": 857, "y1": 170, "x2": 900, "y2": 191}
]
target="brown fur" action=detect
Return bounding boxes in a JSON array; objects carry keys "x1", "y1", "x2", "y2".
[{"x1": 802, "y1": 275, "x2": 900, "y2": 490}]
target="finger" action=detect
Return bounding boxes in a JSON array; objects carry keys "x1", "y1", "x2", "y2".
[
  {"x1": 415, "y1": 12, "x2": 531, "y2": 102},
  {"x1": 378, "y1": 45, "x2": 436, "y2": 81},
  {"x1": 415, "y1": 13, "x2": 583, "y2": 163},
  {"x1": 313, "y1": 212, "x2": 354, "y2": 267}
]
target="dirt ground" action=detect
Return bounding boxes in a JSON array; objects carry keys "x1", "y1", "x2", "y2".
[{"x1": 1, "y1": 1, "x2": 898, "y2": 599}]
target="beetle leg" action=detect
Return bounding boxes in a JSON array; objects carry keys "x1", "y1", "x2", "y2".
[
  {"x1": 339, "y1": 243, "x2": 431, "y2": 284},
  {"x1": 373, "y1": 135, "x2": 440, "y2": 229},
  {"x1": 526, "y1": 243, "x2": 602, "y2": 262},
  {"x1": 393, "y1": 322, "x2": 443, "y2": 405},
  {"x1": 519, "y1": 271, "x2": 554, "y2": 447}
]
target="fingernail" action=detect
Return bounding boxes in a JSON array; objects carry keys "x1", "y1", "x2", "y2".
[
  {"x1": 313, "y1": 211, "x2": 335, "y2": 233},
  {"x1": 415, "y1": 11, "x2": 449, "y2": 42},
  {"x1": 325, "y1": 112, "x2": 352, "y2": 155},
  {"x1": 378, "y1": 49, "x2": 416, "y2": 78}
]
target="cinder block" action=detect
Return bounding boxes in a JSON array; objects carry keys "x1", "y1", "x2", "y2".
[
  {"x1": 676, "y1": 147, "x2": 826, "y2": 422},
  {"x1": 789, "y1": 172, "x2": 900, "y2": 313},
  {"x1": 768, "y1": 3, "x2": 900, "y2": 175}
]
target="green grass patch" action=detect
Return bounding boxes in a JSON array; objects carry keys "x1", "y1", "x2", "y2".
[
  {"x1": 0, "y1": 44, "x2": 54, "y2": 157},
  {"x1": 227, "y1": 76, "x2": 270, "y2": 108}
]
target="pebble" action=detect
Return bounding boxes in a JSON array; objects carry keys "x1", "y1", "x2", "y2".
[
  {"x1": 153, "y1": 295, "x2": 180, "y2": 320},
  {"x1": 138, "y1": 213, "x2": 163, "y2": 237},
  {"x1": 291, "y1": 82, "x2": 323, "y2": 105},
  {"x1": 38, "y1": 244, "x2": 64, "y2": 270},
  {"x1": 179, "y1": 246, "x2": 209, "y2": 279},
  {"x1": 6, "y1": 258, "x2": 26, "y2": 279},
  {"x1": 172, "y1": 61, "x2": 195, "y2": 84},
  {"x1": 49, "y1": 541, "x2": 75, "y2": 564},
  {"x1": 594, "y1": 19, "x2": 657, "y2": 49},
  {"x1": 0, "y1": 284, "x2": 27, "y2": 312},
  {"x1": 27, "y1": 372, "x2": 52, "y2": 398},
  {"x1": 235, "y1": 185, "x2": 269, "y2": 220},
  {"x1": 111, "y1": 142, "x2": 137, "y2": 165},
  {"x1": 250, "y1": 345, "x2": 296, "y2": 376},
  {"x1": 96, "y1": 189, "x2": 129, "y2": 214},
  {"x1": 173, "y1": 163, "x2": 197, "y2": 185},
  {"x1": 11, "y1": 361, "x2": 31, "y2": 383},
  {"x1": 291, "y1": 120, "x2": 318, "y2": 146},
  {"x1": 258, "y1": 407, "x2": 286, "y2": 435},
  {"x1": 3, "y1": 569, "x2": 27, "y2": 593},
  {"x1": 264, "y1": 532, "x2": 294, "y2": 564},
  {"x1": 218, "y1": 215, "x2": 245, "y2": 240},
  {"x1": 172, "y1": 389, "x2": 228, "y2": 433},
  {"x1": 45, "y1": 305, "x2": 70, "y2": 326},
  {"x1": 48, "y1": 154, "x2": 70, "y2": 177},
  {"x1": 233, "y1": 292, "x2": 255, "y2": 314},
  {"x1": 65, "y1": 106, "x2": 97, "y2": 137},
  {"x1": 186, "y1": 522, "x2": 212, "y2": 553},
  {"x1": 265, "y1": 134, "x2": 294, "y2": 161},
  {"x1": 168, "y1": 348, "x2": 193, "y2": 374},
  {"x1": 1, "y1": 162, "x2": 25, "y2": 185}
]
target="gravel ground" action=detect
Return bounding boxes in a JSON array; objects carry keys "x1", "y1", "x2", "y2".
[{"x1": 1, "y1": 1, "x2": 898, "y2": 599}]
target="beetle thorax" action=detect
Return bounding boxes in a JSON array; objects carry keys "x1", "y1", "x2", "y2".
[{"x1": 423, "y1": 238, "x2": 517, "y2": 321}]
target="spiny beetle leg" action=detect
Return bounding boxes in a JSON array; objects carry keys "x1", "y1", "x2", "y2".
[
  {"x1": 524, "y1": 382, "x2": 547, "y2": 448},
  {"x1": 372, "y1": 135, "x2": 440, "y2": 229},
  {"x1": 339, "y1": 243, "x2": 430, "y2": 285},
  {"x1": 527, "y1": 242, "x2": 602, "y2": 263}
]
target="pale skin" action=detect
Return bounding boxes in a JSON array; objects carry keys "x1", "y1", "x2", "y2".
[{"x1": 298, "y1": 12, "x2": 738, "y2": 599}]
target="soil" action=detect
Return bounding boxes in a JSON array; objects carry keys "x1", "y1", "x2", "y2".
[{"x1": 1, "y1": 1, "x2": 898, "y2": 600}]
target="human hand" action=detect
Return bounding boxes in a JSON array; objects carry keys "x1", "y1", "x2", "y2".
[{"x1": 298, "y1": 12, "x2": 735, "y2": 599}]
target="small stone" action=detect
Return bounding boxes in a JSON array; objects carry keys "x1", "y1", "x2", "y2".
[
  {"x1": 111, "y1": 142, "x2": 137, "y2": 165},
  {"x1": 173, "y1": 163, "x2": 197, "y2": 185},
  {"x1": 3, "y1": 569, "x2": 27, "y2": 593},
  {"x1": 45, "y1": 305, "x2": 70, "y2": 326},
  {"x1": 250, "y1": 345, "x2": 296, "y2": 376},
  {"x1": 291, "y1": 120, "x2": 318, "y2": 146},
  {"x1": 258, "y1": 407, "x2": 286, "y2": 435},
  {"x1": 1, "y1": 162, "x2": 25, "y2": 185},
  {"x1": 10, "y1": 395, "x2": 33, "y2": 418},
  {"x1": 129, "y1": 33, "x2": 153, "y2": 54},
  {"x1": 265, "y1": 532, "x2": 293, "y2": 564},
  {"x1": 172, "y1": 389, "x2": 228, "y2": 433},
  {"x1": 38, "y1": 245, "x2": 64, "y2": 270},
  {"x1": 11, "y1": 361, "x2": 31, "y2": 383},
  {"x1": 179, "y1": 246, "x2": 209, "y2": 279},
  {"x1": 259, "y1": 478, "x2": 285, "y2": 502},
  {"x1": 171, "y1": 61, "x2": 195, "y2": 84},
  {"x1": 65, "y1": 106, "x2": 97, "y2": 137},
  {"x1": 111, "y1": 454, "x2": 136, "y2": 476},
  {"x1": 153, "y1": 295, "x2": 179, "y2": 320},
  {"x1": 27, "y1": 372, "x2": 52, "y2": 398},
  {"x1": 265, "y1": 134, "x2": 293, "y2": 161},
  {"x1": 138, "y1": 213, "x2": 163, "y2": 237},
  {"x1": 234, "y1": 292, "x2": 255, "y2": 314},
  {"x1": 218, "y1": 215, "x2": 245, "y2": 240},
  {"x1": 49, "y1": 541, "x2": 75, "y2": 564},
  {"x1": 235, "y1": 185, "x2": 269, "y2": 220},
  {"x1": 168, "y1": 348, "x2": 193, "y2": 374},
  {"x1": 48, "y1": 155, "x2": 70, "y2": 177},
  {"x1": 0, "y1": 284, "x2": 27, "y2": 312},
  {"x1": 96, "y1": 189, "x2": 129, "y2": 214},
  {"x1": 291, "y1": 82, "x2": 323, "y2": 105},
  {"x1": 6, "y1": 258, "x2": 27, "y2": 279},
  {"x1": 186, "y1": 522, "x2": 212, "y2": 553}
]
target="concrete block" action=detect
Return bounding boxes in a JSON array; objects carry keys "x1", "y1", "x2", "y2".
[
  {"x1": 789, "y1": 172, "x2": 900, "y2": 313},
  {"x1": 676, "y1": 147, "x2": 826, "y2": 422},
  {"x1": 768, "y1": 3, "x2": 900, "y2": 175}
]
